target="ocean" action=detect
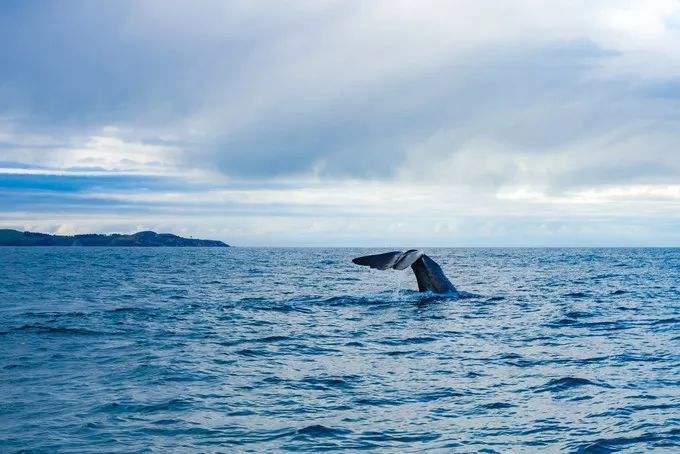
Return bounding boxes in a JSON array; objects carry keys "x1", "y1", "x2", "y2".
[{"x1": 1, "y1": 247, "x2": 678, "y2": 452}]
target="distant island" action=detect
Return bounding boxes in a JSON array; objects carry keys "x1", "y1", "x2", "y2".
[{"x1": 0, "y1": 229, "x2": 229, "y2": 247}]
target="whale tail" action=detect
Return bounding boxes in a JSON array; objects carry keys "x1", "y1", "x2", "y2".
[
  {"x1": 352, "y1": 250, "x2": 457, "y2": 294},
  {"x1": 352, "y1": 249, "x2": 423, "y2": 270}
]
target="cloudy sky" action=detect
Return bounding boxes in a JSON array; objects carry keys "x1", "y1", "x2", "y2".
[{"x1": 1, "y1": 0, "x2": 679, "y2": 246}]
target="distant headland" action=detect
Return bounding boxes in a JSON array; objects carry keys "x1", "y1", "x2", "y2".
[{"x1": 0, "y1": 229, "x2": 229, "y2": 247}]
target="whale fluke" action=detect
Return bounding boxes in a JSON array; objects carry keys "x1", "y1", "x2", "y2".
[
  {"x1": 352, "y1": 250, "x2": 457, "y2": 294},
  {"x1": 352, "y1": 249, "x2": 423, "y2": 270}
]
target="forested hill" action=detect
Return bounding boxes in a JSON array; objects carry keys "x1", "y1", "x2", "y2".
[{"x1": 0, "y1": 230, "x2": 229, "y2": 247}]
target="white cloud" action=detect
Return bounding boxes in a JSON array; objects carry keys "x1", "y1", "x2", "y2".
[{"x1": 0, "y1": 128, "x2": 182, "y2": 175}]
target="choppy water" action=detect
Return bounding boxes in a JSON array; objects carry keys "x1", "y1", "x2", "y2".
[{"x1": 1, "y1": 247, "x2": 679, "y2": 452}]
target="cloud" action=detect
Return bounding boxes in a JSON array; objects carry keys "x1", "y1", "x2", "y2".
[
  {"x1": 1, "y1": 1, "x2": 679, "y2": 244},
  {"x1": 0, "y1": 135, "x2": 179, "y2": 175}
]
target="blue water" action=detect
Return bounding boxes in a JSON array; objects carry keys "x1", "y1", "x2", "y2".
[{"x1": 1, "y1": 248, "x2": 679, "y2": 452}]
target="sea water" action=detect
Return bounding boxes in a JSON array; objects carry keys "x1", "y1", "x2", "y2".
[{"x1": 0, "y1": 247, "x2": 678, "y2": 452}]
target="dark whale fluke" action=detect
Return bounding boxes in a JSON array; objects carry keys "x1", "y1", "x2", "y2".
[{"x1": 352, "y1": 250, "x2": 457, "y2": 294}]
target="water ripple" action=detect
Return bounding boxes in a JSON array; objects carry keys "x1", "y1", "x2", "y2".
[{"x1": 1, "y1": 247, "x2": 678, "y2": 452}]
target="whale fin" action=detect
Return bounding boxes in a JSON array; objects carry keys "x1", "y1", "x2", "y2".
[
  {"x1": 352, "y1": 251, "x2": 403, "y2": 270},
  {"x1": 352, "y1": 250, "x2": 424, "y2": 271},
  {"x1": 352, "y1": 250, "x2": 457, "y2": 294},
  {"x1": 392, "y1": 249, "x2": 424, "y2": 270}
]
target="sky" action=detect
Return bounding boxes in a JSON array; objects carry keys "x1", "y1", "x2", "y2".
[{"x1": 1, "y1": 0, "x2": 679, "y2": 246}]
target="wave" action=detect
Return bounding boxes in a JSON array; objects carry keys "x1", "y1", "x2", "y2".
[
  {"x1": 563, "y1": 291, "x2": 591, "y2": 298},
  {"x1": 235, "y1": 291, "x2": 487, "y2": 313},
  {"x1": 477, "y1": 402, "x2": 516, "y2": 410},
  {"x1": 533, "y1": 377, "x2": 612, "y2": 393},
  {"x1": 358, "y1": 430, "x2": 441, "y2": 444},
  {"x1": 219, "y1": 335, "x2": 291, "y2": 347},
  {"x1": 377, "y1": 336, "x2": 437, "y2": 346},
  {"x1": 0, "y1": 324, "x2": 108, "y2": 336},
  {"x1": 572, "y1": 427, "x2": 680, "y2": 453},
  {"x1": 94, "y1": 398, "x2": 193, "y2": 415},
  {"x1": 297, "y1": 375, "x2": 359, "y2": 390},
  {"x1": 295, "y1": 424, "x2": 352, "y2": 438}
]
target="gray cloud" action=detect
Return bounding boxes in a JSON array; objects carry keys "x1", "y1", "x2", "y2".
[
  {"x1": 2, "y1": 1, "x2": 678, "y2": 187},
  {"x1": 1, "y1": 1, "x2": 680, "y2": 245}
]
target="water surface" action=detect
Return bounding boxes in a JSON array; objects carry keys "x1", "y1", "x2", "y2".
[{"x1": 1, "y1": 247, "x2": 678, "y2": 452}]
